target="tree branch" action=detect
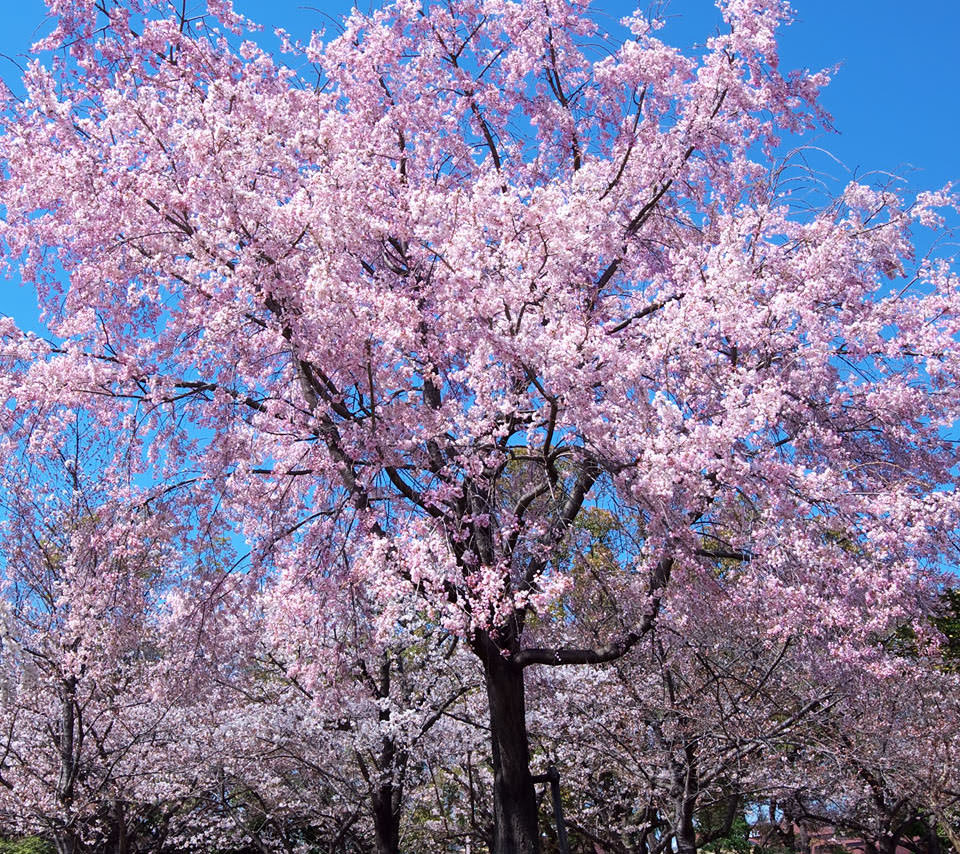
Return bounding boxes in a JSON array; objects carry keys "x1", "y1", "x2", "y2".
[{"x1": 516, "y1": 555, "x2": 673, "y2": 667}]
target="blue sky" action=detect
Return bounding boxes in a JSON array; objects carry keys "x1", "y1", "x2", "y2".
[{"x1": 0, "y1": 0, "x2": 958, "y2": 329}]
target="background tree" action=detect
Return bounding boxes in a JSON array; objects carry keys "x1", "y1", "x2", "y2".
[
  {"x1": 526, "y1": 570, "x2": 838, "y2": 854},
  {"x1": 765, "y1": 643, "x2": 960, "y2": 854},
  {"x1": 0, "y1": 416, "x2": 202, "y2": 854}
]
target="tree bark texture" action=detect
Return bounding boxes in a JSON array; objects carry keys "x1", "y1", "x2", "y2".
[
  {"x1": 484, "y1": 650, "x2": 540, "y2": 854},
  {"x1": 372, "y1": 782, "x2": 401, "y2": 854}
]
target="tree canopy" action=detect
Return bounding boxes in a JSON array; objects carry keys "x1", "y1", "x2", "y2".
[{"x1": 1, "y1": 1, "x2": 959, "y2": 852}]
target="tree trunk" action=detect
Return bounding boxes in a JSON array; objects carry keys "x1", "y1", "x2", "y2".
[
  {"x1": 782, "y1": 800, "x2": 807, "y2": 854},
  {"x1": 484, "y1": 647, "x2": 540, "y2": 854},
  {"x1": 926, "y1": 817, "x2": 942, "y2": 854},
  {"x1": 54, "y1": 832, "x2": 80, "y2": 854},
  {"x1": 671, "y1": 738, "x2": 698, "y2": 854},
  {"x1": 58, "y1": 679, "x2": 77, "y2": 808},
  {"x1": 372, "y1": 782, "x2": 400, "y2": 854},
  {"x1": 107, "y1": 799, "x2": 130, "y2": 854},
  {"x1": 56, "y1": 678, "x2": 80, "y2": 854},
  {"x1": 370, "y1": 652, "x2": 404, "y2": 854},
  {"x1": 674, "y1": 802, "x2": 698, "y2": 854},
  {"x1": 878, "y1": 835, "x2": 900, "y2": 854}
]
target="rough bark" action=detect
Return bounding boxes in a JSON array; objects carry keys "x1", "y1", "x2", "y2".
[
  {"x1": 55, "y1": 678, "x2": 80, "y2": 854},
  {"x1": 107, "y1": 800, "x2": 130, "y2": 854},
  {"x1": 878, "y1": 834, "x2": 901, "y2": 854},
  {"x1": 371, "y1": 735, "x2": 405, "y2": 854},
  {"x1": 367, "y1": 653, "x2": 404, "y2": 854},
  {"x1": 673, "y1": 787, "x2": 698, "y2": 854},
  {"x1": 483, "y1": 644, "x2": 540, "y2": 854},
  {"x1": 372, "y1": 780, "x2": 401, "y2": 854},
  {"x1": 54, "y1": 835, "x2": 80, "y2": 854}
]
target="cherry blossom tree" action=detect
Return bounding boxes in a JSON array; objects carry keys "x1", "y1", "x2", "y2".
[
  {"x1": 524, "y1": 548, "x2": 840, "y2": 854},
  {"x1": 763, "y1": 646, "x2": 960, "y2": 854},
  {"x1": 1, "y1": 0, "x2": 959, "y2": 851},
  {"x1": 0, "y1": 417, "x2": 197, "y2": 854},
  {"x1": 179, "y1": 571, "x2": 484, "y2": 854}
]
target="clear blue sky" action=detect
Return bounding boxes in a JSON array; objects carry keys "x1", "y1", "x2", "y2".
[{"x1": 0, "y1": 0, "x2": 958, "y2": 331}]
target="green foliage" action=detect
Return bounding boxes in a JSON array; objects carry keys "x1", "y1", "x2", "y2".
[
  {"x1": 701, "y1": 811, "x2": 751, "y2": 854},
  {"x1": 881, "y1": 588, "x2": 960, "y2": 668},
  {"x1": 934, "y1": 589, "x2": 960, "y2": 668},
  {"x1": 0, "y1": 838, "x2": 55, "y2": 854}
]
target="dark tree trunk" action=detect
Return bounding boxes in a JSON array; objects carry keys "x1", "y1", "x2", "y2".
[
  {"x1": 674, "y1": 803, "x2": 698, "y2": 854},
  {"x1": 107, "y1": 800, "x2": 130, "y2": 854},
  {"x1": 56, "y1": 678, "x2": 80, "y2": 854},
  {"x1": 879, "y1": 835, "x2": 900, "y2": 854},
  {"x1": 54, "y1": 832, "x2": 80, "y2": 854},
  {"x1": 670, "y1": 734, "x2": 698, "y2": 854},
  {"x1": 372, "y1": 781, "x2": 400, "y2": 854},
  {"x1": 369, "y1": 653, "x2": 404, "y2": 854},
  {"x1": 782, "y1": 800, "x2": 807, "y2": 854},
  {"x1": 370, "y1": 739, "x2": 405, "y2": 854},
  {"x1": 484, "y1": 646, "x2": 540, "y2": 854}
]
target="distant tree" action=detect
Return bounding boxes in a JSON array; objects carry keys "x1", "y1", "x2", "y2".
[
  {"x1": 177, "y1": 577, "x2": 484, "y2": 854},
  {"x1": 0, "y1": 417, "x2": 200, "y2": 854},
  {"x1": 764, "y1": 655, "x2": 960, "y2": 854}
]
